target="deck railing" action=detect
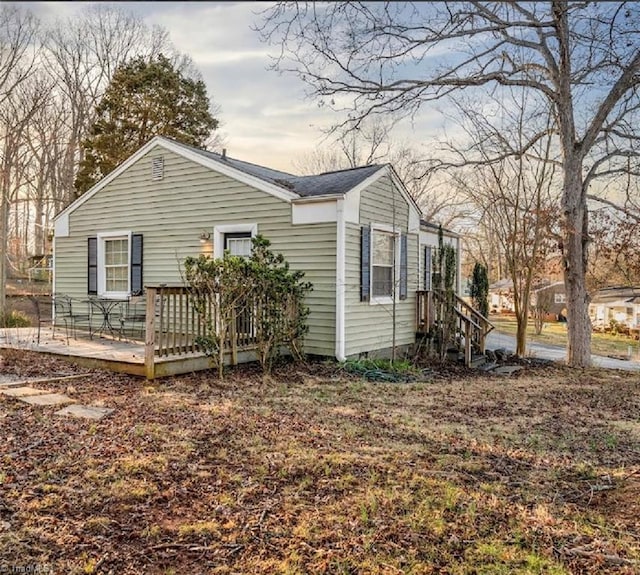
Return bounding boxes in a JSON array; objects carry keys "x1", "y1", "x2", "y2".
[
  {"x1": 416, "y1": 290, "x2": 494, "y2": 366},
  {"x1": 144, "y1": 284, "x2": 260, "y2": 378}
]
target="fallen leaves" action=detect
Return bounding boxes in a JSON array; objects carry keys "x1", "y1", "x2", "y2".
[{"x1": 0, "y1": 348, "x2": 639, "y2": 574}]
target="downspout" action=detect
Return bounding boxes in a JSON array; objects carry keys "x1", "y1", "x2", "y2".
[
  {"x1": 335, "y1": 198, "x2": 346, "y2": 361},
  {"x1": 51, "y1": 235, "x2": 56, "y2": 322},
  {"x1": 456, "y1": 236, "x2": 462, "y2": 296}
]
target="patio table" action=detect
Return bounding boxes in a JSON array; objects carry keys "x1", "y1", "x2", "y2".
[{"x1": 87, "y1": 297, "x2": 127, "y2": 339}]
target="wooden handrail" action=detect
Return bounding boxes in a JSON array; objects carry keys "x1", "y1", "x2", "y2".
[
  {"x1": 142, "y1": 284, "x2": 297, "y2": 377},
  {"x1": 416, "y1": 290, "x2": 494, "y2": 367}
]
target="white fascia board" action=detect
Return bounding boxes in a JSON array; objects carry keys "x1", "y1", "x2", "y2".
[
  {"x1": 54, "y1": 213, "x2": 69, "y2": 238},
  {"x1": 342, "y1": 187, "x2": 360, "y2": 224},
  {"x1": 54, "y1": 136, "x2": 300, "y2": 224},
  {"x1": 419, "y1": 228, "x2": 458, "y2": 246},
  {"x1": 292, "y1": 199, "x2": 337, "y2": 224}
]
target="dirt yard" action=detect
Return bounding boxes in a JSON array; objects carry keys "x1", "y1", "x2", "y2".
[{"x1": 0, "y1": 350, "x2": 639, "y2": 574}]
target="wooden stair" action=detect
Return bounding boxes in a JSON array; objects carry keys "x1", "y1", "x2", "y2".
[{"x1": 416, "y1": 290, "x2": 495, "y2": 368}]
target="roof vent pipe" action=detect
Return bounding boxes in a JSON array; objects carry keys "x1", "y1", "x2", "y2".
[{"x1": 222, "y1": 148, "x2": 227, "y2": 160}]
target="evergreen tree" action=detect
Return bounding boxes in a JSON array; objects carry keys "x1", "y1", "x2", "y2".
[
  {"x1": 470, "y1": 262, "x2": 489, "y2": 318},
  {"x1": 75, "y1": 54, "x2": 218, "y2": 195}
]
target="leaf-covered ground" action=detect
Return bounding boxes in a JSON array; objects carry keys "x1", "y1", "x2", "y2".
[{"x1": 1, "y1": 349, "x2": 639, "y2": 574}]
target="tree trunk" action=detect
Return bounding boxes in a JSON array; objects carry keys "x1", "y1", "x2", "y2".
[
  {"x1": 562, "y1": 160, "x2": 592, "y2": 367},
  {"x1": 514, "y1": 306, "x2": 529, "y2": 357},
  {"x1": 0, "y1": 184, "x2": 8, "y2": 316}
]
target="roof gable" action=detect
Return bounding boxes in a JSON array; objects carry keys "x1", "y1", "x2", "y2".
[{"x1": 54, "y1": 136, "x2": 423, "y2": 234}]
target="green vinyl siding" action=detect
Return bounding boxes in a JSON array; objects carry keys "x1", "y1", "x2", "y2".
[
  {"x1": 344, "y1": 175, "x2": 418, "y2": 357},
  {"x1": 54, "y1": 146, "x2": 335, "y2": 356}
]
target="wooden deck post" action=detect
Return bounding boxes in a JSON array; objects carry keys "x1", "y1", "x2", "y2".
[
  {"x1": 145, "y1": 287, "x2": 157, "y2": 380},
  {"x1": 464, "y1": 320, "x2": 472, "y2": 367}
]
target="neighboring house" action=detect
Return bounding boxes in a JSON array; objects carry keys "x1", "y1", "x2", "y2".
[
  {"x1": 489, "y1": 278, "x2": 515, "y2": 313},
  {"x1": 531, "y1": 281, "x2": 567, "y2": 321},
  {"x1": 53, "y1": 136, "x2": 461, "y2": 362},
  {"x1": 589, "y1": 286, "x2": 640, "y2": 329}
]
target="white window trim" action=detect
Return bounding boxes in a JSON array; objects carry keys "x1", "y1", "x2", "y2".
[
  {"x1": 370, "y1": 223, "x2": 401, "y2": 306},
  {"x1": 213, "y1": 223, "x2": 258, "y2": 259},
  {"x1": 97, "y1": 230, "x2": 132, "y2": 299}
]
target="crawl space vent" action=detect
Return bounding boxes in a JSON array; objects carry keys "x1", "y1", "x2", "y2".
[{"x1": 151, "y1": 156, "x2": 164, "y2": 180}]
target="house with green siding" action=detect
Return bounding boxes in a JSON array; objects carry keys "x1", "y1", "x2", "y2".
[{"x1": 53, "y1": 136, "x2": 460, "y2": 364}]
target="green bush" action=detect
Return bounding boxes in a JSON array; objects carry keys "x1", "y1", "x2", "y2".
[
  {"x1": 0, "y1": 310, "x2": 31, "y2": 328},
  {"x1": 184, "y1": 235, "x2": 312, "y2": 377}
]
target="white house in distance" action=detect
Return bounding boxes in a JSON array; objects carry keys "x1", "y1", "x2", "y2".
[
  {"x1": 589, "y1": 286, "x2": 640, "y2": 330},
  {"x1": 52, "y1": 136, "x2": 462, "y2": 374}
]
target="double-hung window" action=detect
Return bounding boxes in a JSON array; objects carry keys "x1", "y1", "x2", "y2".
[
  {"x1": 361, "y1": 224, "x2": 407, "y2": 304},
  {"x1": 88, "y1": 231, "x2": 143, "y2": 297},
  {"x1": 104, "y1": 237, "x2": 129, "y2": 293},
  {"x1": 97, "y1": 231, "x2": 131, "y2": 298},
  {"x1": 372, "y1": 229, "x2": 395, "y2": 299}
]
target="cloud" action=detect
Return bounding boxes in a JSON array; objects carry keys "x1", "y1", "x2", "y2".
[{"x1": 26, "y1": 1, "x2": 449, "y2": 173}]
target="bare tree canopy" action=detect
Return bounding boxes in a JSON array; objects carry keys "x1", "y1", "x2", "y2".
[
  {"x1": 0, "y1": 4, "x2": 40, "y2": 314},
  {"x1": 43, "y1": 3, "x2": 185, "y2": 205},
  {"x1": 258, "y1": 1, "x2": 640, "y2": 367},
  {"x1": 0, "y1": 3, "x2": 220, "y2": 316}
]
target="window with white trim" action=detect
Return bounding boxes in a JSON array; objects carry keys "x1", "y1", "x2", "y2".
[
  {"x1": 372, "y1": 229, "x2": 395, "y2": 298},
  {"x1": 97, "y1": 231, "x2": 131, "y2": 298},
  {"x1": 213, "y1": 223, "x2": 258, "y2": 259},
  {"x1": 360, "y1": 224, "x2": 407, "y2": 304}
]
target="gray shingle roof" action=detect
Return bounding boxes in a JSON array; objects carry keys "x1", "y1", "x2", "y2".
[
  {"x1": 166, "y1": 137, "x2": 385, "y2": 197},
  {"x1": 590, "y1": 286, "x2": 640, "y2": 304}
]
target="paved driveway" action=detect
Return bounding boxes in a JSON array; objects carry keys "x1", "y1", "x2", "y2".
[{"x1": 487, "y1": 331, "x2": 640, "y2": 371}]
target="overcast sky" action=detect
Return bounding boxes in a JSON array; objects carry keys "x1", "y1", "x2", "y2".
[{"x1": 28, "y1": 1, "x2": 446, "y2": 174}]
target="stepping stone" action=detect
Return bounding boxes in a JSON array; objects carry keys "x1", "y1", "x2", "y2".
[
  {"x1": 478, "y1": 361, "x2": 499, "y2": 372},
  {"x1": 55, "y1": 404, "x2": 114, "y2": 420},
  {"x1": 492, "y1": 365, "x2": 523, "y2": 375},
  {"x1": 0, "y1": 386, "x2": 49, "y2": 397},
  {"x1": 21, "y1": 393, "x2": 74, "y2": 406},
  {"x1": 0, "y1": 380, "x2": 28, "y2": 388}
]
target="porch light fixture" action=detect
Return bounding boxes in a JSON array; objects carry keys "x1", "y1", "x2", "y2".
[{"x1": 199, "y1": 231, "x2": 211, "y2": 243}]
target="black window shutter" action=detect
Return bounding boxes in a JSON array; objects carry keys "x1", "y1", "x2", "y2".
[
  {"x1": 424, "y1": 246, "x2": 432, "y2": 291},
  {"x1": 88, "y1": 237, "x2": 97, "y2": 295},
  {"x1": 131, "y1": 234, "x2": 143, "y2": 295},
  {"x1": 399, "y1": 233, "x2": 408, "y2": 300},
  {"x1": 360, "y1": 226, "x2": 370, "y2": 302}
]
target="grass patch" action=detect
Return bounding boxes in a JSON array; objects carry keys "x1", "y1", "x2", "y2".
[
  {"x1": 0, "y1": 349, "x2": 639, "y2": 573},
  {"x1": 0, "y1": 309, "x2": 31, "y2": 328}
]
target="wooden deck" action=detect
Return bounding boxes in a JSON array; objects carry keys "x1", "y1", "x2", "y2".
[
  {"x1": 1, "y1": 285, "x2": 270, "y2": 379},
  {"x1": 0, "y1": 326, "x2": 215, "y2": 379}
]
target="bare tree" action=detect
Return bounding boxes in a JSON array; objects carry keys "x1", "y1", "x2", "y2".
[
  {"x1": 0, "y1": 4, "x2": 39, "y2": 314},
  {"x1": 293, "y1": 119, "x2": 392, "y2": 173},
  {"x1": 588, "y1": 209, "x2": 640, "y2": 290},
  {"x1": 43, "y1": 4, "x2": 177, "y2": 205},
  {"x1": 451, "y1": 93, "x2": 559, "y2": 356},
  {"x1": 294, "y1": 119, "x2": 468, "y2": 226},
  {"x1": 22, "y1": 71, "x2": 65, "y2": 257},
  {"x1": 258, "y1": 2, "x2": 640, "y2": 367}
]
